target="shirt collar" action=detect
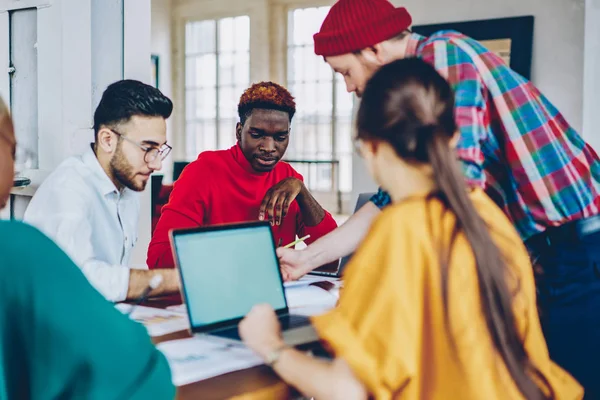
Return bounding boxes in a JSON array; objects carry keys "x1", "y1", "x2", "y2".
[
  {"x1": 232, "y1": 142, "x2": 270, "y2": 176},
  {"x1": 405, "y1": 32, "x2": 426, "y2": 58},
  {"x1": 82, "y1": 144, "x2": 122, "y2": 196}
]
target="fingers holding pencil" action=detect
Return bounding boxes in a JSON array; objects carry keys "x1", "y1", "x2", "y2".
[{"x1": 282, "y1": 234, "x2": 310, "y2": 249}]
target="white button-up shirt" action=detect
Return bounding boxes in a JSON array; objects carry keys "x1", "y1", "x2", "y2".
[{"x1": 24, "y1": 146, "x2": 140, "y2": 302}]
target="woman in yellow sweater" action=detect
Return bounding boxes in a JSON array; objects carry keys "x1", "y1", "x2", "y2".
[{"x1": 238, "y1": 58, "x2": 582, "y2": 399}]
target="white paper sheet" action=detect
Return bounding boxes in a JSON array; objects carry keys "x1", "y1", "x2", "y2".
[
  {"x1": 115, "y1": 304, "x2": 189, "y2": 337},
  {"x1": 166, "y1": 303, "x2": 187, "y2": 314},
  {"x1": 166, "y1": 284, "x2": 338, "y2": 317},
  {"x1": 285, "y1": 285, "x2": 338, "y2": 309},
  {"x1": 156, "y1": 335, "x2": 263, "y2": 386}
]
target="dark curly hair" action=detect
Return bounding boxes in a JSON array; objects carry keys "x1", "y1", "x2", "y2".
[
  {"x1": 237, "y1": 81, "x2": 296, "y2": 126},
  {"x1": 93, "y1": 79, "x2": 173, "y2": 140}
]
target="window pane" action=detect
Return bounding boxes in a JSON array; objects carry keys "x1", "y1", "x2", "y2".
[
  {"x1": 234, "y1": 16, "x2": 250, "y2": 52},
  {"x1": 186, "y1": 122, "x2": 198, "y2": 159},
  {"x1": 288, "y1": 47, "x2": 304, "y2": 84},
  {"x1": 190, "y1": 20, "x2": 215, "y2": 54},
  {"x1": 303, "y1": 45, "x2": 317, "y2": 83},
  {"x1": 218, "y1": 18, "x2": 234, "y2": 53},
  {"x1": 318, "y1": 122, "x2": 332, "y2": 156},
  {"x1": 200, "y1": 121, "x2": 217, "y2": 151},
  {"x1": 185, "y1": 89, "x2": 196, "y2": 121},
  {"x1": 317, "y1": 83, "x2": 332, "y2": 117},
  {"x1": 185, "y1": 23, "x2": 194, "y2": 54},
  {"x1": 219, "y1": 119, "x2": 237, "y2": 150},
  {"x1": 218, "y1": 53, "x2": 234, "y2": 86},
  {"x1": 218, "y1": 85, "x2": 236, "y2": 119},
  {"x1": 185, "y1": 57, "x2": 195, "y2": 88},
  {"x1": 234, "y1": 52, "x2": 249, "y2": 86},
  {"x1": 335, "y1": 75, "x2": 353, "y2": 117},
  {"x1": 185, "y1": 16, "x2": 249, "y2": 155},
  {"x1": 196, "y1": 54, "x2": 216, "y2": 88},
  {"x1": 288, "y1": 6, "x2": 354, "y2": 195},
  {"x1": 196, "y1": 88, "x2": 216, "y2": 119}
]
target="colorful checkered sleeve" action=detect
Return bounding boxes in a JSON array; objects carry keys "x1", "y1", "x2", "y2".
[
  {"x1": 407, "y1": 31, "x2": 600, "y2": 239},
  {"x1": 419, "y1": 39, "x2": 486, "y2": 188}
]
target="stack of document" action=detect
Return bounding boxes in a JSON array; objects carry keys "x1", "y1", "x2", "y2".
[
  {"x1": 115, "y1": 304, "x2": 189, "y2": 337},
  {"x1": 157, "y1": 335, "x2": 263, "y2": 386}
]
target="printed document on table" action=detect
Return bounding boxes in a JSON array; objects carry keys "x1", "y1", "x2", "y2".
[
  {"x1": 115, "y1": 304, "x2": 189, "y2": 337},
  {"x1": 166, "y1": 283, "x2": 339, "y2": 317},
  {"x1": 157, "y1": 335, "x2": 263, "y2": 386}
]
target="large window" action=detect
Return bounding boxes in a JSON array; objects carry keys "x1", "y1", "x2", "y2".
[
  {"x1": 185, "y1": 16, "x2": 250, "y2": 159},
  {"x1": 286, "y1": 7, "x2": 353, "y2": 193}
]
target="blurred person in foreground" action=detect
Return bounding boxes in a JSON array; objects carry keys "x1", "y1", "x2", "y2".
[{"x1": 0, "y1": 97, "x2": 175, "y2": 399}]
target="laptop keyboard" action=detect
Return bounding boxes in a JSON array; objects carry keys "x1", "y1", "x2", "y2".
[
  {"x1": 211, "y1": 314, "x2": 307, "y2": 341},
  {"x1": 280, "y1": 314, "x2": 308, "y2": 330}
]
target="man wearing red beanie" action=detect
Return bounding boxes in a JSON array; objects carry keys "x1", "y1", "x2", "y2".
[{"x1": 278, "y1": 0, "x2": 600, "y2": 396}]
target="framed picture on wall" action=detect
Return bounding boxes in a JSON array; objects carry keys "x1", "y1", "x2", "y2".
[
  {"x1": 151, "y1": 54, "x2": 160, "y2": 88},
  {"x1": 412, "y1": 16, "x2": 534, "y2": 80}
]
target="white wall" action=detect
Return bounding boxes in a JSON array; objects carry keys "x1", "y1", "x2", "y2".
[
  {"x1": 353, "y1": 0, "x2": 586, "y2": 201},
  {"x1": 583, "y1": 0, "x2": 600, "y2": 152},
  {"x1": 0, "y1": 0, "x2": 154, "y2": 267},
  {"x1": 151, "y1": 0, "x2": 175, "y2": 182}
]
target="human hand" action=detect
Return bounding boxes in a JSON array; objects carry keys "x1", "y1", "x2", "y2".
[
  {"x1": 259, "y1": 177, "x2": 303, "y2": 226},
  {"x1": 277, "y1": 247, "x2": 312, "y2": 282},
  {"x1": 239, "y1": 304, "x2": 284, "y2": 359}
]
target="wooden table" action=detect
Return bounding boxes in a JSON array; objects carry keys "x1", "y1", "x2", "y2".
[{"x1": 145, "y1": 298, "x2": 298, "y2": 400}]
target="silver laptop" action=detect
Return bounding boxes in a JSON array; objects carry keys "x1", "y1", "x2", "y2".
[
  {"x1": 309, "y1": 192, "x2": 377, "y2": 277},
  {"x1": 170, "y1": 221, "x2": 318, "y2": 345}
]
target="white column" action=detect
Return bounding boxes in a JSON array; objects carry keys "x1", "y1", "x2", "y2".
[
  {"x1": 91, "y1": 0, "x2": 124, "y2": 111},
  {"x1": 583, "y1": 0, "x2": 600, "y2": 151},
  {"x1": 124, "y1": 0, "x2": 153, "y2": 268}
]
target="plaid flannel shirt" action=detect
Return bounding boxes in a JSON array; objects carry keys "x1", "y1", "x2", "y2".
[{"x1": 371, "y1": 31, "x2": 600, "y2": 240}]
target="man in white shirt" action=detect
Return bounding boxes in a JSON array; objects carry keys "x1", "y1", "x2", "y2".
[{"x1": 24, "y1": 79, "x2": 180, "y2": 302}]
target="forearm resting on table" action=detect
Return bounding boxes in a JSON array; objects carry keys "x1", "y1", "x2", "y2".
[
  {"x1": 273, "y1": 349, "x2": 367, "y2": 400},
  {"x1": 303, "y1": 201, "x2": 380, "y2": 269},
  {"x1": 126, "y1": 269, "x2": 180, "y2": 300},
  {"x1": 296, "y1": 185, "x2": 326, "y2": 226}
]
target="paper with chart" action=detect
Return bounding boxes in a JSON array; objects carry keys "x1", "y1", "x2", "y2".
[
  {"x1": 157, "y1": 335, "x2": 263, "y2": 386},
  {"x1": 115, "y1": 304, "x2": 189, "y2": 337}
]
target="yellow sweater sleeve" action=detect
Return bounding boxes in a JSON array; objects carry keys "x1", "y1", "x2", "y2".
[{"x1": 312, "y1": 212, "x2": 425, "y2": 399}]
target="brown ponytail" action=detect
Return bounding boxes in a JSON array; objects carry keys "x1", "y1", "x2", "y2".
[
  {"x1": 427, "y1": 132, "x2": 545, "y2": 399},
  {"x1": 356, "y1": 58, "x2": 547, "y2": 399}
]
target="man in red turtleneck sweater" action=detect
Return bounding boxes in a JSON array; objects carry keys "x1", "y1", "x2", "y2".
[{"x1": 147, "y1": 82, "x2": 338, "y2": 269}]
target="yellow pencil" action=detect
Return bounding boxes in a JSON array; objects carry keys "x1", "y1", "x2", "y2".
[{"x1": 282, "y1": 234, "x2": 311, "y2": 249}]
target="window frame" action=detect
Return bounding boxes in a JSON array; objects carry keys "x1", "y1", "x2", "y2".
[{"x1": 183, "y1": 15, "x2": 250, "y2": 156}]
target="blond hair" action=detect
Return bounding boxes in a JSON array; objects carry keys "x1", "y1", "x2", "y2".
[{"x1": 0, "y1": 97, "x2": 14, "y2": 145}]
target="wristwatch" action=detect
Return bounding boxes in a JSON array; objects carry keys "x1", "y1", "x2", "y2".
[{"x1": 264, "y1": 343, "x2": 290, "y2": 367}]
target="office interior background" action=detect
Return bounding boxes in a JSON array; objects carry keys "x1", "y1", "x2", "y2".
[{"x1": 2, "y1": 0, "x2": 599, "y2": 269}]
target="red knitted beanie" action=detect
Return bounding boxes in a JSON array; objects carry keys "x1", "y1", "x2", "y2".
[{"x1": 313, "y1": 0, "x2": 412, "y2": 57}]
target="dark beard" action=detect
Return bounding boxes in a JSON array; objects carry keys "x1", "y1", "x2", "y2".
[{"x1": 110, "y1": 145, "x2": 145, "y2": 192}]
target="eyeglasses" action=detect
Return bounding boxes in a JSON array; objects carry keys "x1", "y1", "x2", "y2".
[{"x1": 110, "y1": 129, "x2": 172, "y2": 164}]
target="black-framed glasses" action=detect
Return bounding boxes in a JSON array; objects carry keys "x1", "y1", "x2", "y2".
[{"x1": 110, "y1": 129, "x2": 172, "y2": 164}]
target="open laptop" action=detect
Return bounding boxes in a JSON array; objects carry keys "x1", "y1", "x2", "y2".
[
  {"x1": 170, "y1": 221, "x2": 318, "y2": 345},
  {"x1": 309, "y1": 192, "x2": 377, "y2": 278}
]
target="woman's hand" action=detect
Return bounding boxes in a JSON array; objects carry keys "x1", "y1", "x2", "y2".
[{"x1": 239, "y1": 304, "x2": 285, "y2": 359}]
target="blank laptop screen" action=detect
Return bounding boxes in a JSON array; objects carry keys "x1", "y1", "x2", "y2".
[{"x1": 173, "y1": 224, "x2": 287, "y2": 329}]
